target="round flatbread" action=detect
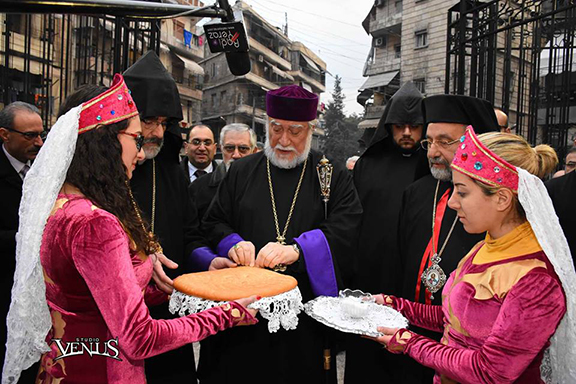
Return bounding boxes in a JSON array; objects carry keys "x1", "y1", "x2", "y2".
[{"x1": 173, "y1": 266, "x2": 298, "y2": 301}]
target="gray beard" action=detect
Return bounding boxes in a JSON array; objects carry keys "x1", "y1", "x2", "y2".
[
  {"x1": 143, "y1": 138, "x2": 164, "y2": 160},
  {"x1": 264, "y1": 134, "x2": 312, "y2": 169},
  {"x1": 430, "y1": 166, "x2": 452, "y2": 181}
]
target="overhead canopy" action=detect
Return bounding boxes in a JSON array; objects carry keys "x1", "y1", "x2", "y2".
[
  {"x1": 358, "y1": 118, "x2": 380, "y2": 129},
  {"x1": 265, "y1": 60, "x2": 294, "y2": 81},
  {"x1": 172, "y1": 52, "x2": 204, "y2": 76},
  {"x1": 359, "y1": 70, "x2": 399, "y2": 91},
  {"x1": 301, "y1": 53, "x2": 320, "y2": 72}
]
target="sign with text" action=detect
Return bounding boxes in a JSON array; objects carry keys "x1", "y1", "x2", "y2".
[{"x1": 204, "y1": 21, "x2": 249, "y2": 53}]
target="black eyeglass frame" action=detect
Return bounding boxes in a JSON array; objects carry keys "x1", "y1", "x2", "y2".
[
  {"x1": 3, "y1": 127, "x2": 47, "y2": 141},
  {"x1": 120, "y1": 131, "x2": 144, "y2": 151},
  {"x1": 222, "y1": 144, "x2": 251, "y2": 154}
]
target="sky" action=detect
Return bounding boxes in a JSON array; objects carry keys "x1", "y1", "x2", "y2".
[{"x1": 208, "y1": 0, "x2": 375, "y2": 116}]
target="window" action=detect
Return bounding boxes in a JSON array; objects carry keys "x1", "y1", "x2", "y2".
[
  {"x1": 237, "y1": 92, "x2": 243, "y2": 105},
  {"x1": 212, "y1": 62, "x2": 218, "y2": 78},
  {"x1": 173, "y1": 20, "x2": 185, "y2": 41},
  {"x1": 414, "y1": 78, "x2": 426, "y2": 94},
  {"x1": 395, "y1": 0, "x2": 403, "y2": 12},
  {"x1": 221, "y1": 91, "x2": 227, "y2": 105},
  {"x1": 211, "y1": 93, "x2": 217, "y2": 107},
  {"x1": 394, "y1": 44, "x2": 401, "y2": 58},
  {"x1": 415, "y1": 30, "x2": 428, "y2": 48}
]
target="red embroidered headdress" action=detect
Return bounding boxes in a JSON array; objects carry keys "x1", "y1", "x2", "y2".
[
  {"x1": 451, "y1": 125, "x2": 519, "y2": 192},
  {"x1": 78, "y1": 74, "x2": 138, "y2": 134}
]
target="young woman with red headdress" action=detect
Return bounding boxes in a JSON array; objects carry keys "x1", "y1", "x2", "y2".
[
  {"x1": 2, "y1": 75, "x2": 258, "y2": 384},
  {"x1": 367, "y1": 128, "x2": 576, "y2": 383}
]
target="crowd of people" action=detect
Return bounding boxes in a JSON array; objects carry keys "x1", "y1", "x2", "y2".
[{"x1": 0, "y1": 50, "x2": 575, "y2": 384}]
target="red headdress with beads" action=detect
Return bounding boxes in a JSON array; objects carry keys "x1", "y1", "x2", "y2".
[
  {"x1": 78, "y1": 74, "x2": 138, "y2": 134},
  {"x1": 451, "y1": 125, "x2": 519, "y2": 192}
]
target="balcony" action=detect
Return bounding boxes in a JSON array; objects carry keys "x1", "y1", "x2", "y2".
[
  {"x1": 370, "y1": 9, "x2": 402, "y2": 35},
  {"x1": 165, "y1": 34, "x2": 203, "y2": 62},
  {"x1": 364, "y1": 59, "x2": 401, "y2": 77},
  {"x1": 249, "y1": 37, "x2": 292, "y2": 71},
  {"x1": 365, "y1": 104, "x2": 386, "y2": 119}
]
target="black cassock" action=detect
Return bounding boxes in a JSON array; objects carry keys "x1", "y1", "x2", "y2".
[
  {"x1": 546, "y1": 171, "x2": 576, "y2": 266},
  {"x1": 394, "y1": 174, "x2": 484, "y2": 383},
  {"x1": 199, "y1": 149, "x2": 362, "y2": 384},
  {"x1": 130, "y1": 135, "x2": 202, "y2": 383}
]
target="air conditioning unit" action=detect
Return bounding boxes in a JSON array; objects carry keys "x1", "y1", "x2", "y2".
[
  {"x1": 258, "y1": 55, "x2": 264, "y2": 63},
  {"x1": 375, "y1": 0, "x2": 384, "y2": 6},
  {"x1": 374, "y1": 37, "x2": 385, "y2": 47}
]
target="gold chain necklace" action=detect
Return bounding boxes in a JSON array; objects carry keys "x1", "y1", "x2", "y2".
[
  {"x1": 266, "y1": 157, "x2": 308, "y2": 245},
  {"x1": 126, "y1": 179, "x2": 163, "y2": 254},
  {"x1": 421, "y1": 180, "x2": 458, "y2": 299}
]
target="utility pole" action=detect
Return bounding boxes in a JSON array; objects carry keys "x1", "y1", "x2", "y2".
[{"x1": 284, "y1": 12, "x2": 288, "y2": 37}]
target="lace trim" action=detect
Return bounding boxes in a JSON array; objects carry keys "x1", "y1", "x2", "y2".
[
  {"x1": 517, "y1": 169, "x2": 576, "y2": 383},
  {"x1": 2, "y1": 106, "x2": 82, "y2": 384},
  {"x1": 169, "y1": 287, "x2": 303, "y2": 333}
]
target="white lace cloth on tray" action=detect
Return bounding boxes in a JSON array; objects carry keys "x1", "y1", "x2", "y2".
[
  {"x1": 304, "y1": 296, "x2": 408, "y2": 337},
  {"x1": 2, "y1": 106, "x2": 82, "y2": 384},
  {"x1": 517, "y1": 169, "x2": 576, "y2": 383},
  {"x1": 169, "y1": 287, "x2": 304, "y2": 333}
]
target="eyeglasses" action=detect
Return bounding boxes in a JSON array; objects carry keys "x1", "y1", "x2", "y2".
[
  {"x1": 120, "y1": 131, "x2": 144, "y2": 151},
  {"x1": 223, "y1": 144, "x2": 251, "y2": 154},
  {"x1": 4, "y1": 127, "x2": 47, "y2": 141},
  {"x1": 420, "y1": 137, "x2": 460, "y2": 150},
  {"x1": 190, "y1": 138, "x2": 214, "y2": 147},
  {"x1": 141, "y1": 118, "x2": 168, "y2": 130}
]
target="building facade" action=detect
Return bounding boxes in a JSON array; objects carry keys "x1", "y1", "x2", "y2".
[{"x1": 200, "y1": 1, "x2": 326, "y2": 147}]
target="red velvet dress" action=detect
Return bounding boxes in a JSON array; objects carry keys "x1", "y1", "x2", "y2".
[
  {"x1": 388, "y1": 222, "x2": 566, "y2": 384},
  {"x1": 38, "y1": 195, "x2": 255, "y2": 383}
]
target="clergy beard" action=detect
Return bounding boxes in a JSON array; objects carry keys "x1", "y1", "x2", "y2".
[
  {"x1": 393, "y1": 139, "x2": 419, "y2": 156},
  {"x1": 142, "y1": 137, "x2": 164, "y2": 160},
  {"x1": 264, "y1": 133, "x2": 312, "y2": 169},
  {"x1": 429, "y1": 157, "x2": 452, "y2": 181}
]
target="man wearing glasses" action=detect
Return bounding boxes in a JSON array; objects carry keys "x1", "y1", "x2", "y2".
[
  {"x1": 124, "y1": 50, "x2": 203, "y2": 384},
  {"x1": 0, "y1": 101, "x2": 44, "y2": 379},
  {"x1": 189, "y1": 123, "x2": 256, "y2": 224},
  {"x1": 182, "y1": 124, "x2": 218, "y2": 183},
  {"x1": 393, "y1": 94, "x2": 499, "y2": 383}
]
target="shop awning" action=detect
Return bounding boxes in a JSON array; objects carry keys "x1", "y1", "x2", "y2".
[
  {"x1": 358, "y1": 118, "x2": 380, "y2": 129},
  {"x1": 359, "y1": 70, "x2": 399, "y2": 91},
  {"x1": 172, "y1": 51, "x2": 204, "y2": 75}
]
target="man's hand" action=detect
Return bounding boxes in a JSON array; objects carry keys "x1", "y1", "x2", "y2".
[
  {"x1": 255, "y1": 242, "x2": 299, "y2": 269},
  {"x1": 151, "y1": 253, "x2": 178, "y2": 294},
  {"x1": 209, "y1": 257, "x2": 238, "y2": 271},
  {"x1": 228, "y1": 241, "x2": 256, "y2": 266}
]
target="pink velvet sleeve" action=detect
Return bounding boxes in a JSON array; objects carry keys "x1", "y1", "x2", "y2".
[
  {"x1": 144, "y1": 283, "x2": 169, "y2": 307},
  {"x1": 387, "y1": 296, "x2": 444, "y2": 333},
  {"x1": 402, "y1": 271, "x2": 566, "y2": 384},
  {"x1": 71, "y1": 212, "x2": 257, "y2": 361}
]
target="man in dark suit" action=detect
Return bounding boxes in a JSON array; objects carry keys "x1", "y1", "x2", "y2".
[
  {"x1": 181, "y1": 124, "x2": 218, "y2": 182},
  {"x1": 0, "y1": 101, "x2": 44, "y2": 377},
  {"x1": 189, "y1": 123, "x2": 257, "y2": 222}
]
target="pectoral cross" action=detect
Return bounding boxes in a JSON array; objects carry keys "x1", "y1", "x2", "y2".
[{"x1": 276, "y1": 236, "x2": 286, "y2": 245}]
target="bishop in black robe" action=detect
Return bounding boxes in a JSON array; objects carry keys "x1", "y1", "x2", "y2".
[
  {"x1": 394, "y1": 95, "x2": 499, "y2": 383},
  {"x1": 125, "y1": 51, "x2": 202, "y2": 384},
  {"x1": 345, "y1": 81, "x2": 427, "y2": 383},
  {"x1": 198, "y1": 85, "x2": 362, "y2": 384}
]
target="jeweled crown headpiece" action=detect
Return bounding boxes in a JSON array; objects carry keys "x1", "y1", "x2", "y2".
[
  {"x1": 451, "y1": 125, "x2": 519, "y2": 192},
  {"x1": 78, "y1": 73, "x2": 138, "y2": 134}
]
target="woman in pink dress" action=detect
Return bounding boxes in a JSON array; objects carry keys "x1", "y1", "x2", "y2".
[
  {"x1": 3, "y1": 75, "x2": 258, "y2": 384},
  {"x1": 368, "y1": 128, "x2": 576, "y2": 383}
]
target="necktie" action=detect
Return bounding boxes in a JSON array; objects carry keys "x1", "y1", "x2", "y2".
[
  {"x1": 194, "y1": 169, "x2": 207, "y2": 179},
  {"x1": 19, "y1": 164, "x2": 30, "y2": 180}
]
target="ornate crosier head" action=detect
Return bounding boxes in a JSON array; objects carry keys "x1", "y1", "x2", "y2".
[
  {"x1": 78, "y1": 74, "x2": 138, "y2": 134},
  {"x1": 451, "y1": 126, "x2": 519, "y2": 192}
]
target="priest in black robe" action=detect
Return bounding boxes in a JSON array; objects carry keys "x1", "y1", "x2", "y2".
[
  {"x1": 546, "y1": 167, "x2": 576, "y2": 266},
  {"x1": 124, "y1": 50, "x2": 201, "y2": 384},
  {"x1": 345, "y1": 81, "x2": 426, "y2": 383},
  {"x1": 395, "y1": 95, "x2": 499, "y2": 383},
  {"x1": 198, "y1": 85, "x2": 362, "y2": 384}
]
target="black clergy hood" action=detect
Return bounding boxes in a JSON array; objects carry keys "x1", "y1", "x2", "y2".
[
  {"x1": 123, "y1": 50, "x2": 183, "y2": 126},
  {"x1": 124, "y1": 50, "x2": 183, "y2": 163},
  {"x1": 423, "y1": 94, "x2": 498, "y2": 134},
  {"x1": 366, "y1": 81, "x2": 424, "y2": 152}
]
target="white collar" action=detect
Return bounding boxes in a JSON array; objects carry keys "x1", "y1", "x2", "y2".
[
  {"x1": 2, "y1": 144, "x2": 30, "y2": 175},
  {"x1": 188, "y1": 160, "x2": 213, "y2": 175}
]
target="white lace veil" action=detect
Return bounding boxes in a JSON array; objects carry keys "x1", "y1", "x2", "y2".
[
  {"x1": 2, "y1": 106, "x2": 81, "y2": 384},
  {"x1": 517, "y1": 168, "x2": 576, "y2": 383}
]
